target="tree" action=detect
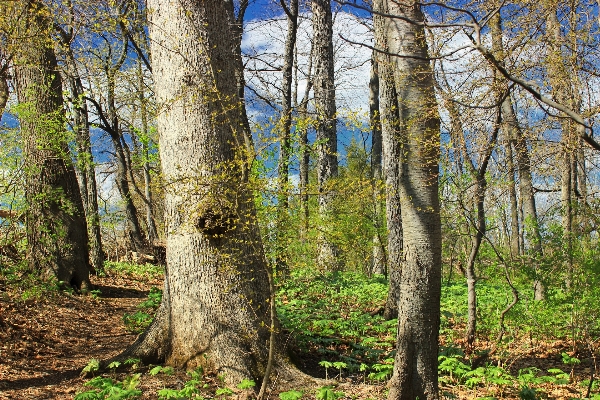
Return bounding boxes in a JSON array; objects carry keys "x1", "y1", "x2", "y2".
[
  {"x1": 117, "y1": 0, "x2": 285, "y2": 385},
  {"x1": 13, "y1": 0, "x2": 91, "y2": 290},
  {"x1": 369, "y1": 54, "x2": 386, "y2": 276},
  {"x1": 55, "y1": 3, "x2": 105, "y2": 272},
  {"x1": 374, "y1": 0, "x2": 442, "y2": 398},
  {"x1": 312, "y1": 0, "x2": 340, "y2": 269}
]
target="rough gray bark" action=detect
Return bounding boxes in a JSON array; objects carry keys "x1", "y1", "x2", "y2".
[
  {"x1": 57, "y1": 21, "x2": 105, "y2": 273},
  {"x1": 376, "y1": 15, "x2": 403, "y2": 320},
  {"x1": 124, "y1": 0, "x2": 282, "y2": 385},
  {"x1": 375, "y1": 1, "x2": 442, "y2": 398},
  {"x1": 14, "y1": 0, "x2": 91, "y2": 290},
  {"x1": 369, "y1": 55, "x2": 386, "y2": 276},
  {"x1": 312, "y1": 0, "x2": 339, "y2": 269}
]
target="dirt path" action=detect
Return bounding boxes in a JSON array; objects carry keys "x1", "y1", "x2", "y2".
[{"x1": 0, "y1": 274, "x2": 153, "y2": 399}]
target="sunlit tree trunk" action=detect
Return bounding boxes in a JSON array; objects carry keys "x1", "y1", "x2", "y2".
[
  {"x1": 276, "y1": 0, "x2": 299, "y2": 273},
  {"x1": 375, "y1": 1, "x2": 442, "y2": 398},
  {"x1": 119, "y1": 0, "x2": 288, "y2": 386},
  {"x1": 312, "y1": 0, "x2": 339, "y2": 269},
  {"x1": 369, "y1": 55, "x2": 386, "y2": 276}
]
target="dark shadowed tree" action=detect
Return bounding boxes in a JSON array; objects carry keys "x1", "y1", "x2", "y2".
[{"x1": 13, "y1": 0, "x2": 91, "y2": 290}]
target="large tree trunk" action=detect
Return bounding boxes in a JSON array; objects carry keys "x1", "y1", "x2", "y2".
[
  {"x1": 377, "y1": 21, "x2": 403, "y2": 320},
  {"x1": 123, "y1": 0, "x2": 278, "y2": 385},
  {"x1": 376, "y1": 1, "x2": 442, "y2": 398},
  {"x1": 369, "y1": 55, "x2": 386, "y2": 277},
  {"x1": 14, "y1": 0, "x2": 91, "y2": 290},
  {"x1": 312, "y1": 0, "x2": 339, "y2": 269}
]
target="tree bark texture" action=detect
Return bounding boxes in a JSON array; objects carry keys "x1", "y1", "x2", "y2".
[
  {"x1": 312, "y1": 0, "x2": 339, "y2": 269},
  {"x1": 375, "y1": 1, "x2": 442, "y2": 398},
  {"x1": 131, "y1": 0, "x2": 275, "y2": 384},
  {"x1": 369, "y1": 55, "x2": 386, "y2": 276},
  {"x1": 14, "y1": 0, "x2": 91, "y2": 290}
]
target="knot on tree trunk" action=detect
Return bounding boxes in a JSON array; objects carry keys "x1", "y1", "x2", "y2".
[{"x1": 195, "y1": 208, "x2": 234, "y2": 237}]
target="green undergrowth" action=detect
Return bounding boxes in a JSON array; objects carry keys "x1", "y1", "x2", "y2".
[{"x1": 101, "y1": 261, "x2": 164, "y2": 280}]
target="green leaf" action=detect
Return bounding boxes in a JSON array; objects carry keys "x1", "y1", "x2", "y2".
[
  {"x1": 149, "y1": 366, "x2": 163, "y2": 376},
  {"x1": 81, "y1": 359, "x2": 100, "y2": 376},
  {"x1": 279, "y1": 390, "x2": 304, "y2": 400},
  {"x1": 237, "y1": 378, "x2": 256, "y2": 389}
]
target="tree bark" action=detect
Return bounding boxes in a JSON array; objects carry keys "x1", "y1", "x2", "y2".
[
  {"x1": 369, "y1": 55, "x2": 386, "y2": 276},
  {"x1": 137, "y1": 59, "x2": 159, "y2": 244},
  {"x1": 312, "y1": 0, "x2": 339, "y2": 269},
  {"x1": 125, "y1": 0, "x2": 280, "y2": 385},
  {"x1": 0, "y1": 65, "x2": 8, "y2": 120},
  {"x1": 375, "y1": 1, "x2": 442, "y2": 398},
  {"x1": 276, "y1": 0, "x2": 299, "y2": 274},
  {"x1": 14, "y1": 0, "x2": 91, "y2": 290},
  {"x1": 57, "y1": 22, "x2": 105, "y2": 273}
]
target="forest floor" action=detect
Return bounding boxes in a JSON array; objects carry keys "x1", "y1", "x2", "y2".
[{"x1": 0, "y1": 266, "x2": 596, "y2": 399}]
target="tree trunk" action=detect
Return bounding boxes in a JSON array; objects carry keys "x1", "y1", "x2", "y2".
[
  {"x1": 492, "y1": 11, "x2": 544, "y2": 299},
  {"x1": 506, "y1": 141, "x2": 521, "y2": 257},
  {"x1": 124, "y1": 0, "x2": 279, "y2": 385},
  {"x1": 0, "y1": 65, "x2": 8, "y2": 120},
  {"x1": 58, "y1": 26, "x2": 105, "y2": 272},
  {"x1": 137, "y1": 59, "x2": 159, "y2": 244},
  {"x1": 276, "y1": 0, "x2": 299, "y2": 274},
  {"x1": 14, "y1": 0, "x2": 91, "y2": 290},
  {"x1": 312, "y1": 0, "x2": 339, "y2": 269},
  {"x1": 547, "y1": 5, "x2": 577, "y2": 290},
  {"x1": 377, "y1": 24, "x2": 403, "y2": 320},
  {"x1": 369, "y1": 55, "x2": 386, "y2": 276},
  {"x1": 376, "y1": 1, "x2": 442, "y2": 398}
]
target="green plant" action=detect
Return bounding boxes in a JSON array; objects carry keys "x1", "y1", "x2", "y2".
[
  {"x1": 149, "y1": 365, "x2": 174, "y2": 376},
  {"x1": 368, "y1": 358, "x2": 394, "y2": 382},
  {"x1": 215, "y1": 387, "x2": 234, "y2": 396},
  {"x1": 315, "y1": 386, "x2": 344, "y2": 400},
  {"x1": 279, "y1": 390, "x2": 304, "y2": 400},
  {"x1": 237, "y1": 378, "x2": 255, "y2": 389},
  {"x1": 319, "y1": 360, "x2": 333, "y2": 380},
  {"x1": 81, "y1": 359, "x2": 100, "y2": 376},
  {"x1": 74, "y1": 374, "x2": 141, "y2": 399}
]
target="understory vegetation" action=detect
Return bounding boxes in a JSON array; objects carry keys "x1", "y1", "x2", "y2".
[{"x1": 3, "y1": 257, "x2": 597, "y2": 399}]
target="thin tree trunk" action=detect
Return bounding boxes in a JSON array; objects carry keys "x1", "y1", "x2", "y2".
[
  {"x1": 14, "y1": 0, "x2": 91, "y2": 290},
  {"x1": 312, "y1": 0, "x2": 339, "y2": 269},
  {"x1": 492, "y1": 11, "x2": 544, "y2": 299},
  {"x1": 137, "y1": 59, "x2": 158, "y2": 244},
  {"x1": 0, "y1": 65, "x2": 8, "y2": 120},
  {"x1": 376, "y1": 1, "x2": 442, "y2": 398},
  {"x1": 369, "y1": 54, "x2": 386, "y2": 276},
  {"x1": 276, "y1": 0, "x2": 299, "y2": 274},
  {"x1": 57, "y1": 22, "x2": 105, "y2": 272},
  {"x1": 506, "y1": 141, "x2": 521, "y2": 257}
]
